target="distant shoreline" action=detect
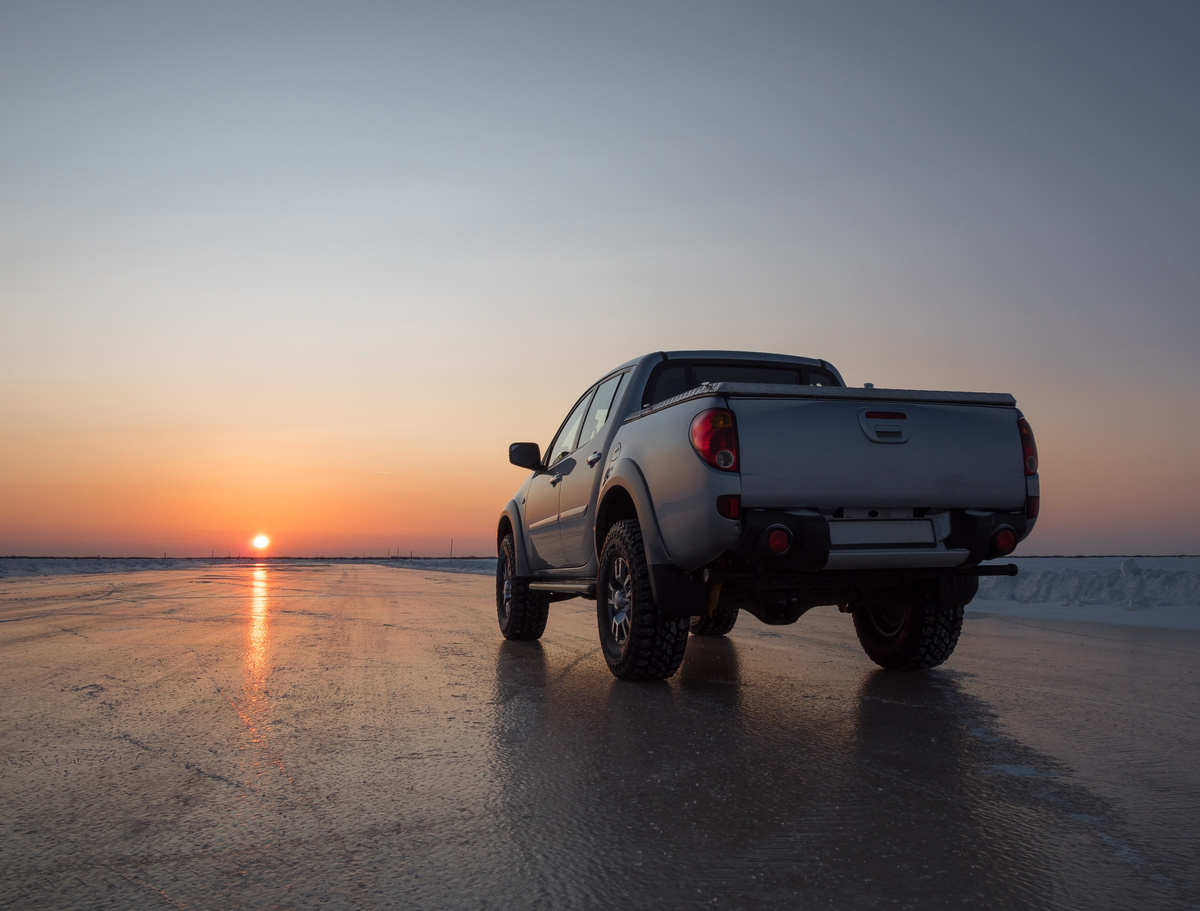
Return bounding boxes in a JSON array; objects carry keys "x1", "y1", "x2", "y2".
[{"x1": 0, "y1": 556, "x2": 497, "y2": 580}]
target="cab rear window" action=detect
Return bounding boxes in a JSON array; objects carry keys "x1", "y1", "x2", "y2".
[{"x1": 642, "y1": 361, "x2": 839, "y2": 408}]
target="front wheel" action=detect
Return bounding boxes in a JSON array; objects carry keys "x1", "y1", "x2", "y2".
[
  {"x1": 851, "y1": 587, "x2": 964, "y2": 670},
  {"x1": 597, "y1": 520, "x2": 689, "y2": 681},
  {"x1": 497, "y1": 534, "x2": 549, "y2": 641}
]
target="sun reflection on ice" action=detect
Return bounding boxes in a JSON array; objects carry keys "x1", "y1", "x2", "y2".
[
  {"x1": 236, "y1": 565, "x2": 295, "y2": 785},
  {"x1": 242, "y1": 566, "x2": 274, "y2": 749},
  {"x1": 247, "y1": 567, "x2": 269, "y2": 685}
]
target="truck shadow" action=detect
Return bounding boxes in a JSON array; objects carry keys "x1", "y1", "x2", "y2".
[{"x1": 677, "y1": 636, "x2": 743, "y2": 687}]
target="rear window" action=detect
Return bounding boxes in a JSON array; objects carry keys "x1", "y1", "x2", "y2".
[{"x1": 642, "y1": 360, "x2": 839, "y2": 408}]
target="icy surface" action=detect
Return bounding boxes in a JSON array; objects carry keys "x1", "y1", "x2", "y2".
[
  {"x1": 5, "y1": 566, "x2": 1197, "y2": 908},
  {"x1": 3, "y1": 555, "x2": 1198, "y2": 630}
]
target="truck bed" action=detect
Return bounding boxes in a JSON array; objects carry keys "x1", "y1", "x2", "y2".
[{"x1": 635, "y1": 381, "x2": 1026, "y2": 512}]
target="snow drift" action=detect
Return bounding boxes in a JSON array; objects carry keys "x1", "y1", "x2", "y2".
[{"x1": 978, "y1": 556, "x2": 1200, "y2": 608}]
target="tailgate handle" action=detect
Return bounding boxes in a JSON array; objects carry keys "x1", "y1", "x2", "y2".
[{"x1": 858, "y1": 408, "x2": 912, "y2": 443}]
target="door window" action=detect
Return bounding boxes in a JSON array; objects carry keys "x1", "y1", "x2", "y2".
[
  {"x1": 578, "y1": 373, "x2": 626, "y2": 450},
  {"x1": 547, "y1": 392, "x2": 594, "y2": 466}
]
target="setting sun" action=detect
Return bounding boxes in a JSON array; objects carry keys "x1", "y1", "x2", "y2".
[{"x1": 253, "y1": 535, "x2": 269, "y2": 549}]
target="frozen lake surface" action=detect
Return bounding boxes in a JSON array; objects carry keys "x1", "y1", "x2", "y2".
[{"x1": 2, "y1": 563, "x2": 1198, "y2": 909}]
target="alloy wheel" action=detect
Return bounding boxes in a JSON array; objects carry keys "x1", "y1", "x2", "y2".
[{"x1": 606, "y1": 556, "x2": 632, "y2": 645}]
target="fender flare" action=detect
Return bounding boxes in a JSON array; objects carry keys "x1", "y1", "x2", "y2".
[
  {"x1": 597, "y1": 460, "x2": 716, "y2": 617},
  {"x1": 595, "y1": 459, "x2": 672, "y2": 567},
  {"x1": 497, "y1": 500, "x2": 531, "y2": 577}
]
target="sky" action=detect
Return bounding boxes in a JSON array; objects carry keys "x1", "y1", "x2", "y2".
[{"x1": 2, "y1": 1, "x2": 1198, "y2": 557}]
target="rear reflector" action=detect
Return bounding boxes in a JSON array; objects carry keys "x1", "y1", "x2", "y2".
[
  {"x1": 992, "y1": 526, "x2": 1018, "y2": 556},
  {"x1": 716, "y1": 495, "x2": 741, "y2": 520},
  {"x1": 766, "y1": 526, "x2": 792, "y2": 554},
  {"x1": 1026, "y1": 496, "x2": 1040, "y2": 520}
]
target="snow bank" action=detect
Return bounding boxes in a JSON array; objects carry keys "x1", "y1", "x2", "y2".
[
  {"x1": 971, "y1": 556, "x2": 1200, "y2": 631},
  {"x1": 978, "y1": 556, "x2": 1200, "y2": 608},
  {"x1": 373, "y1": 557, "x2": 496, "y2": 576}
]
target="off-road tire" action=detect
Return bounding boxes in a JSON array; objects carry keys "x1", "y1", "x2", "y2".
[
  {"x1": 851, "y1": 587, "x2": 964, "y2": 670},
  {"x1": 597, "y1": 519, "x2": 689, "y2": 681},
  {"x1": 689, "y1": 605, "x2": 739, "y2": 637},
  {"x1": 497, "y1": 534, "x2": 549, "y2": 641}
]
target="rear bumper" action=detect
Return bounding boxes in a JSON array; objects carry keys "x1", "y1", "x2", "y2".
[
  {"x1": 726, "y1": 507, "x2": 1031, "y2": 573},
  {"x1": 645, "y1": 505, "x2": 1026, "y2": 619}
]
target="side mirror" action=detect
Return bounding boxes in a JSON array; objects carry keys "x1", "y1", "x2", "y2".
[{"x1": 509, "y1": 442, "x2": 543, "y2": 471}]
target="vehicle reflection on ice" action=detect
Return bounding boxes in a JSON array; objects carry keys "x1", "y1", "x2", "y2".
[{"x1": 486, "y1": 622, "x2": 1174, "y2": 909}]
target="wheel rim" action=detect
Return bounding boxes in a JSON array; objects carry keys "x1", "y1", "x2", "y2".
[
  {"x1": 605, "y1": 556, "x2": 632, "y2": 646},
  {"x1": 867, "y1": 603, "x2": 907, "y2": 638},
  {"x1": 499, "y1": 558, "x2": 513, "y2": 623}
]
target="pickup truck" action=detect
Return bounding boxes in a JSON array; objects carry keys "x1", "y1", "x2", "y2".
[{"x1": 496, "y1": 350, "x2": 1039, "y2": 680}]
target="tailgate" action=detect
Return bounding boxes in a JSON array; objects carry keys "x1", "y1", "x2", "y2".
[{"x1": 720, "y1": 384, "x2": 1027, "y2": 509}]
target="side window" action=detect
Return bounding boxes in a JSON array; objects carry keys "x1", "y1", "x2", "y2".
[
  {"x1": 547, "y1": 392, "x2": 594, "y2": 466},
  {"x1": 579, "y1": 373, "x2": 626, "y2": 450},
  {"x1": 643, "y1": 365, "x2": 689, "y2": 407}
]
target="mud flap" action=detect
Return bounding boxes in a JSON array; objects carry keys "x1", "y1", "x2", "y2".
[{"x1": 647, "y1": 564, "x2": 713, "y2": 617}]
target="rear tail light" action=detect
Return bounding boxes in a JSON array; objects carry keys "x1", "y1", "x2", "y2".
[
  {"x1": 1018, "y1": 415, "x2": 1038, "y2": 476},
  {"x1": 716, "y1": 495, "x2": 741, "y2": 519},
  {"x1": 690, "y1": 408, "x2": 739, "y2": 472}
]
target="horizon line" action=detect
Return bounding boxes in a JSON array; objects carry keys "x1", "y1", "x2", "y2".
[{"x1": 3, "y1": 553, "x2": 1198, "y2": 561}]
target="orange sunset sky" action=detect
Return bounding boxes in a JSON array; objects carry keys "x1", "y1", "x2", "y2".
[{"x1": 3, "y1": 3, "x2": 1198, "y2": 558}]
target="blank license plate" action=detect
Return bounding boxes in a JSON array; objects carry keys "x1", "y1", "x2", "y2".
[{"x1": 828, "y1": 520, "x2": 935, "y2": 546}]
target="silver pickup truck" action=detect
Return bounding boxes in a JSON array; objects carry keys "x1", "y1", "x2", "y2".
[{"x1": 497, "y1": 350, "x2": 1039, "y2": 680}]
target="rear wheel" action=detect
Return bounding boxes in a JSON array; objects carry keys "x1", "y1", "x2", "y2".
[
  {"x1": 496, "y1": 534, "x2": 549, "y2": 641},
  {"x1": 689, "y1": 605, "x2": 739, "y2": 637},
  {"x1": 851, "y1": 586, "x2": 963, "y2": 670},
  {"x1": 597, "y1": 520, "x2": 689, "y2": 680}
]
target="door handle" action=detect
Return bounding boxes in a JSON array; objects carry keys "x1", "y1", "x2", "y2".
[
  {"x1": 586, "y1": 451, "x2": 603, "y2": 467},
  {"x1": 550, "y1": 473, "x2": 563, "y2": 486}
]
